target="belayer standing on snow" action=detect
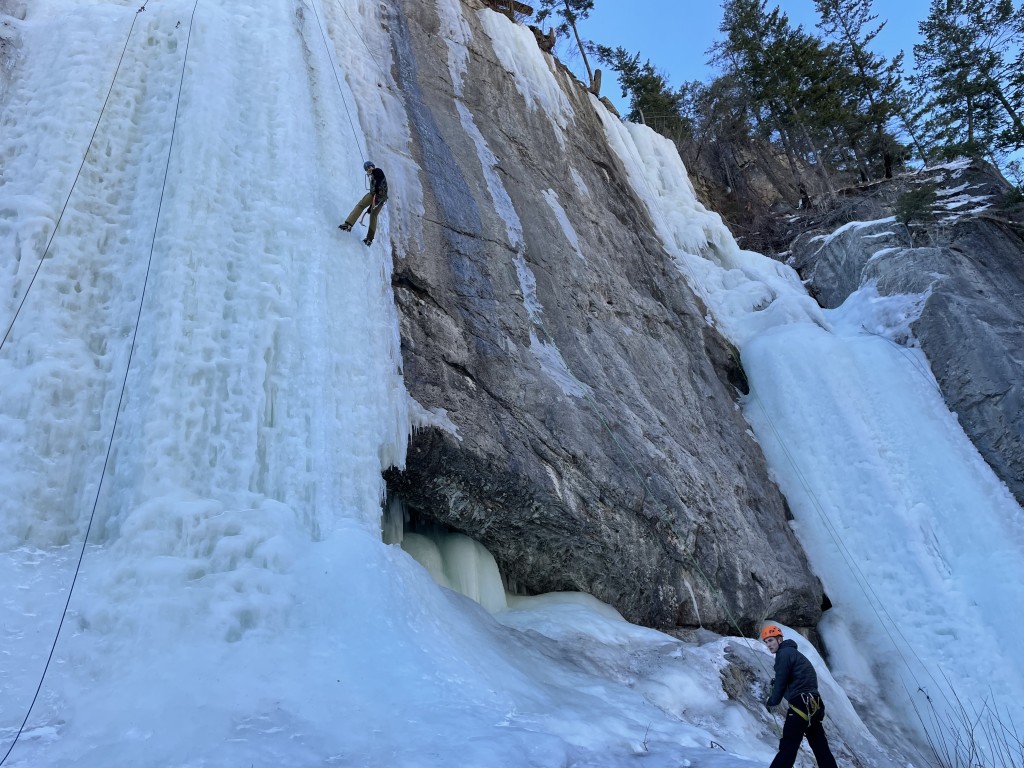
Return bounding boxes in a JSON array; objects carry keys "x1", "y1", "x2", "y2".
[
  {"x1": 762, "y1": 625, "x2": 839, "y2": 768},
  {"x1": 339, "y1": 160, "x2": 388, "y2": 246}
]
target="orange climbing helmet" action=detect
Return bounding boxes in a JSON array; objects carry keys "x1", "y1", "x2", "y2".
[{"x1": 760, "y1": 625, "x2": 783, "y2": 640}]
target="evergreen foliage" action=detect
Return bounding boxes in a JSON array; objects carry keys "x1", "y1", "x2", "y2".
[
  {"x1": 535, "y1": 0, "x2": 1022, "y2": 232},
  {"x1": 911, "y1": 0, "x2": 1024, "y2": 163},
  {"x1": 588, "y1": 44, "x2": 693, "y2": 132},
  {"x1": 535, "y1": 0, "x2": 595, "y2": 38},
  {"x1": 814, "y1": 0, "x2": 907, "y2": 177},
  {"x1": 535, "y1": 0, "x2": 597, "y2": 86},
  {"x1": 895, "y1": 185, "x2": 937, "y2": 224},
  {"x1": 710, "y1": 0, "x2": 859, "y2": 195}
]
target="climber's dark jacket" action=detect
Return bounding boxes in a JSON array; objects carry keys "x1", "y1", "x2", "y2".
[
  {"x1": 368, "y1": 167, "x2": 388, "y2": 205},
  {"x1": 767, "y1": 639, "x2": 819, "y2": 707}
]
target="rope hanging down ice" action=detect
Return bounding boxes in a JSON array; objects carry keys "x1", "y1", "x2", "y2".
[
  {"x1": 0, "y1": 3, "x2": 201, "y2": 762},
  {"x1": 0, "y1": 1, "x2": 153, "y2": 354}
]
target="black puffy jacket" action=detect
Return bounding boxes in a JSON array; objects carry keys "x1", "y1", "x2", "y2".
[
  {"x1": 767, "y1": 639, "x2": 819, "y2": 706},
  {"x1": 369, "y1": 167, "x2": 388, "y2": 205}
]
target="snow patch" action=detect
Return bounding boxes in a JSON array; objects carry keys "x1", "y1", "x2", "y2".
[
  {"x1": 531, "y1": 330, "x2": 593, "y2": 398},
  {"x1": 542, "y1": 188, "x2": 584, "y2": 260},
  {"x1": 808, "y1": 216, "x2": 897, "y2": 247}
]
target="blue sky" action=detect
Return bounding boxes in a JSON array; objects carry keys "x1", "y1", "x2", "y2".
[{"x1": 566, "y1": 0, "x2": 934, "y2": 112}]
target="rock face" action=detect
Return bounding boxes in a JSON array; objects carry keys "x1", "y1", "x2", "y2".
[
  {"x1": 376, "y1": 0, "x2": 822, "y2": 631},
  {"x1": 790, "y1": 161, "x2": 1024, "y2": 506}
]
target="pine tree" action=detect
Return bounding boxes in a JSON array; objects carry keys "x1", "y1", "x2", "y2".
[
  {"x1": 912, "y1": 0, "x2": 1024, "y2": 161},
  {"x1": 814, "y1": 0, "x2": 907, "y2": 177},
  {"x1": 711, "y1": 0, "x2": 853, "y2": 196},
  {"x1": 535, "y1": 0, "x2": 597, "y2": 90},
  {"x1": 588, "y1": 45, "x2": 691, "y2": 132}
]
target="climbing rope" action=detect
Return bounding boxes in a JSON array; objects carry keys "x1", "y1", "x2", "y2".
[
  {"x1": 0, "y1": 1, "x2": 152, "y2": 355},
  {"x1": 858, "y1": 325, "x2": 944, "y2": 397},
  {"x1": 0, "y1": 3, "x2": 200, "y2": 763},
  {"x1": 336, "y1": 2, "x2": 394, "y2": 85},
  {"x1": 318, "y1": 0, "x2": 776, "y2": 666},
  {"x1": 304, "y1": 0, "x2": 365, "y2": 166}
]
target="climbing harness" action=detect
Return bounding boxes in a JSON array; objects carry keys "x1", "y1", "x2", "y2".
[
  {"x1": 789, "y1": 693, "x2": 822, "y2": 722},
  {"x1": 303, "y1": 0, "x2": 393, "y2": 236},
  {"x1": 299, "y1": 4, "x2": 957, "y2": 742}
]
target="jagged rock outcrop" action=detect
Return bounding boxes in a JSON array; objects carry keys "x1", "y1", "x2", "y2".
[
  {"x1": 789, "y1": 161, "x2": 1024, "y2": 506},
  {"x1": 377, "y1": 0, "x2": 823, "y2": 631}
]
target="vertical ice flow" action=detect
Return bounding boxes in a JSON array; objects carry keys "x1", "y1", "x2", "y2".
[{"x1": 0, "y1": 0, "x2": 409, "y2": 647}]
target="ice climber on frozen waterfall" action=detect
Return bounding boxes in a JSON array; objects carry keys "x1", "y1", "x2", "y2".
[{"x1": 339, "y1": 160, "x2": 388, "y2": 246}]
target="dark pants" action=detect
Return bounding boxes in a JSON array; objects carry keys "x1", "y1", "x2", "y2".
[
  {"x1": 343, "y1": 192, "x2": 383, "y2": 241},
  {"x1": 769, "y1": 694, "x2": 838, "y2": 768}
]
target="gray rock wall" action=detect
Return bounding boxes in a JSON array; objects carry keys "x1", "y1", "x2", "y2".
[
  {"x1": 379, "y1": 0, "x2": 822, "y2": 631},
  {"x1": 790, "y1": 220, "x2": 911, "y2": 309}
]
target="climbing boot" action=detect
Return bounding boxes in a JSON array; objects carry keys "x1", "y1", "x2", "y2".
[
  {"x1": 363, "y1": 236, "x2": 373, "y2": 246},
  {"x1": 339, "y1": 222, "x2": 352, "y2": 231}
]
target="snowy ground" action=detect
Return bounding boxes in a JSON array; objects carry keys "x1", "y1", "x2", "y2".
[{"x1": 2, "y1": 1, "x2": 1022, "y2": 767}]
